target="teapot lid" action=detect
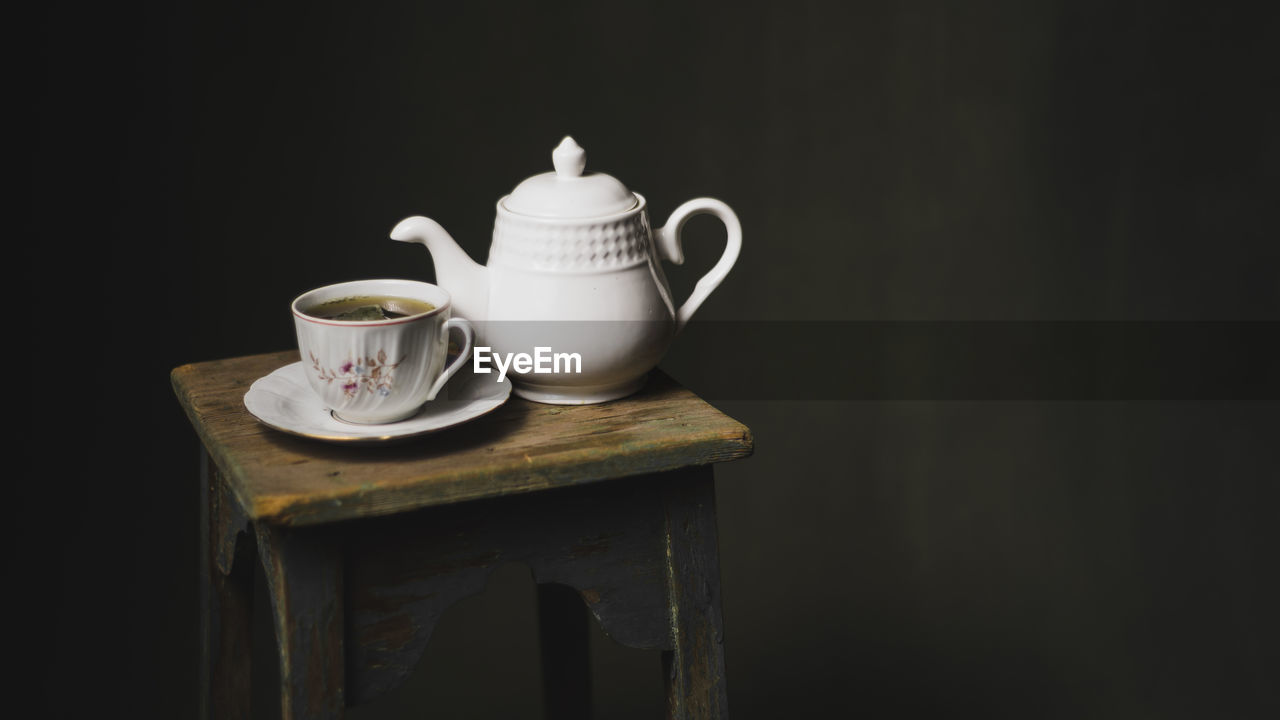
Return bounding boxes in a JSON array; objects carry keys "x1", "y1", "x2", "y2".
[{"x1": 502, "y1": 137, "x2": 637, "y2": 218}]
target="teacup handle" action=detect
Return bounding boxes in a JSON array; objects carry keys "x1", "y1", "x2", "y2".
[
  {"x1": 426, "y1": 317, "x2": 475, "y2": 400},
  {"x1": 654, "y1": 198, "x2": 742, "y2": 334}
]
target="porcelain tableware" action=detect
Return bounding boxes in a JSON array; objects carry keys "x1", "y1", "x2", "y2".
[
  {"x1": 390, "y1": 136, "x2": 741, "y2": 405},
  {"x1": 292, "y1": 279, "x2": 474, "y2": 424},
  {"x1": 243, "y1": 360, "x2": 509, "y2": 443}
]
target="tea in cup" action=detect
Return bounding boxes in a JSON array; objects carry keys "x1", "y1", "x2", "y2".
[{"x1": 292, "y1": 279, "x2": 474, "y2": 424}]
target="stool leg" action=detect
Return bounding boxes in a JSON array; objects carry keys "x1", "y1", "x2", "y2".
[
  {"x1": 257, "y1": 523, "x2": 345, "y2": 719},
  {"x1": 662, "y1": 468, "x2": 728, "y2": 719},
  {"x1": 200, "y1": 453, "x2": 254, "y2": 720},
  {"x1": 538, "y1": 583, "x2": 592, "y2": 720}
]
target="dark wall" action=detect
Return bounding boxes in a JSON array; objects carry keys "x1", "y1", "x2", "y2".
[{"x1": 22, "y1": 0, "x2": 1278, "y2": 717}]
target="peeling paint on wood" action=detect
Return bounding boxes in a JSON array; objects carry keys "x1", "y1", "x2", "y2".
[
  {"x1": 341, "y1": 476, "x2": 674, "y2": 705},
  {"x1": 663, "y1": 468, "x2": 729, "y2": 719},
  {"x1": 256, "y1": 523, "x2": 345, "y2": 719},
  {"x1": 183, "y1": 350, "x2": 751, "y2": 717},
  {"x1": 200, "y1": 454, "x2": 254, "y2": 720},
  {"x1": 171, "y1": 350, "x2": 753, "y2": 527}
]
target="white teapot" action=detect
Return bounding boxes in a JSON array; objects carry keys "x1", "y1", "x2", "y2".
[{"x1": 390, "y1": 136, "x2": 741, "y2": 404}]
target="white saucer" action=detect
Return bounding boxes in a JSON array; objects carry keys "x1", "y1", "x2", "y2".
[{"x1": 243, "y1": 361, "x2": 512, "y2": 443}]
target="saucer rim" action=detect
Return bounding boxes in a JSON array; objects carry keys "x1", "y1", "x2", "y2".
[{"x1": 243, "y1": 361, "x2": 511, "y2": 444}]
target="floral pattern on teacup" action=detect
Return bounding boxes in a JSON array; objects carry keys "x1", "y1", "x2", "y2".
[{"x1": 310, "y1": 350, "x2": 405, "y2": 398}]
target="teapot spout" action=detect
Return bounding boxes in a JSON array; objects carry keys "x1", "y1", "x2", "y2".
[{"x1": 391, "y1": 216, "x2": 489, "y2": 322}]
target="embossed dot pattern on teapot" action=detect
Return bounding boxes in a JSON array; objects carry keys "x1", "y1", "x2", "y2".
[
  {"x1": 391, "y1": 137, "x2": 741, "y2": 405},
  {"x1": 491, "y1": 207, "x2": 653, "y2": 272}
]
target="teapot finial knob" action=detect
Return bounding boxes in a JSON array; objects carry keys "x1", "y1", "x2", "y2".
[{"x1": 552, "y1": 136, "x2": 586, "y2": 178}]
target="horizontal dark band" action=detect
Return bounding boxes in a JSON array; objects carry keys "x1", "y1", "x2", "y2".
[{"x1": 658, "y1": 321, "x2": 1280, "y2": 401}]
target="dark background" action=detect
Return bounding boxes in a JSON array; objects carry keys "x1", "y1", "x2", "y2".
[{"x1": 21, "y1": 0, "x2": 1279, "y2": 717}]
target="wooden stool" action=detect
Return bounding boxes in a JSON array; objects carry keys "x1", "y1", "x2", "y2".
[{"x1": 172, "y1": 350, "x2": 753, "y2": 719}]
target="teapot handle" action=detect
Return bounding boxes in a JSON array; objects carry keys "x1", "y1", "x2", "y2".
[{"x1": 654, "y1": 198, "x2": 742, "y2": 334}]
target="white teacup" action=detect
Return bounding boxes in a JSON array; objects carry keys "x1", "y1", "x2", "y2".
[{"x1": 292, "y1": 279, "x2": 474, "y2": 424}]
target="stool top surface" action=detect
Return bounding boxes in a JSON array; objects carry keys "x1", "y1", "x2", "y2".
[{"x1": 172, "y1": 350, "x2": 753, "y2": 527}]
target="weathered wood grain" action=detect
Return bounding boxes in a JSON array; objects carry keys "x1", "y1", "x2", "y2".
[
  {"x1": 662, "y1": 467, "x2": 728, "y2": 720},
  {"x1": 341, "y1": 475, "x2": 672, "y2": 706},
  {"x1": 208, "y1": 453, "x2": 251, "y2": 577},
  {"x1": 199, "y1": 454, "x2": 254, "y2": 720},
  {"x1": 257, "y1": 523, "x2": 345, "y2": 719},
  {"x1": 171, "y1": 350, "x2": 753, "y2": 527},
  {"x1": 183, "y1": 350, "x2": 751, "y2": 716}
]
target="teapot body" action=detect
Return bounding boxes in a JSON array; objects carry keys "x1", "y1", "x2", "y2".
[
  {"x1": 391, "y1": 137, "x2": 742, "y2": 405},
  {"x1": 481, "y1": 194, "x2": 678, "y2": 403}
]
